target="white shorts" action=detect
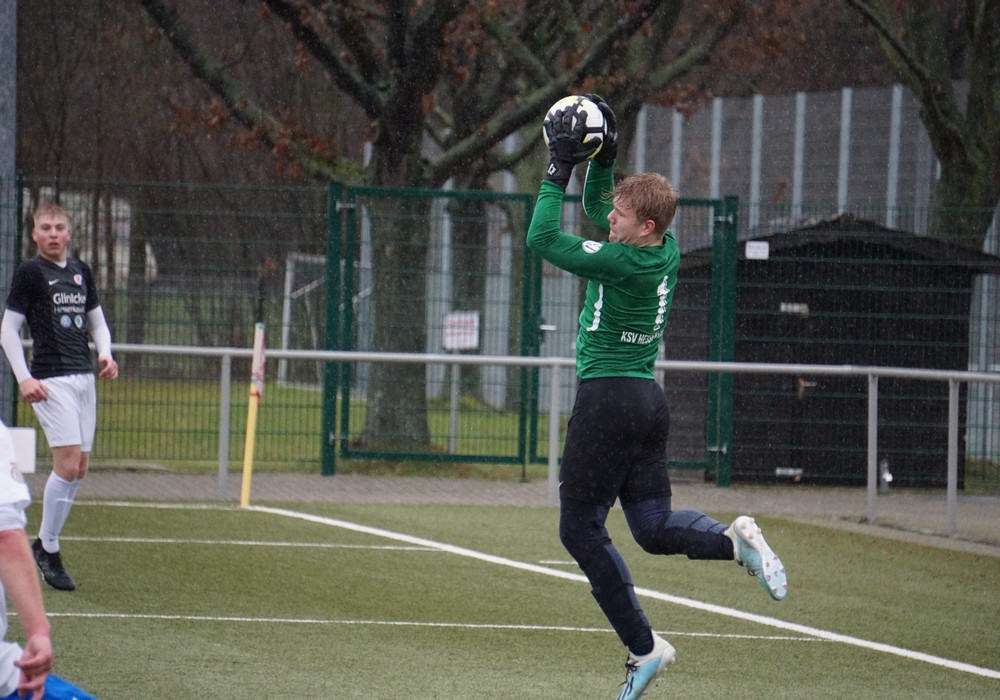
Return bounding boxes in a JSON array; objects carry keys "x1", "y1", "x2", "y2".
[{"x1": 31, "y1": 374, "x2": 98, "y2": 451}]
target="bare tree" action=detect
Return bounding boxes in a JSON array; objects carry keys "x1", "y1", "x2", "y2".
[
  {"x1": 434, "y1": 2, "x2": 813, "y2": 401},
  {"x1": 845, "y1": 0, "x2": 1000, "y2": 249},
  {"x1": 134, "y1": 0, "x2": 814, "y2": 448}
]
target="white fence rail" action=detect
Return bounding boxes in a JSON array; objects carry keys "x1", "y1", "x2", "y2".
[{"x1": 111, "y1": 343, "x2": 1000, "y2": 536}]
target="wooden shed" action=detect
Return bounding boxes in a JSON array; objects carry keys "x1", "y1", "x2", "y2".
[{"x1": 668, "y1": 214, "x2": 1000, "y2": 487}]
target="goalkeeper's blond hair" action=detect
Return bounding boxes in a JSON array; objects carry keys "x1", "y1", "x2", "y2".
[{"x1": 614, "y1": 173, "x2": 678, "y2": 236}]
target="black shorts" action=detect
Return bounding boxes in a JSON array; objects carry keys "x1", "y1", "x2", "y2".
[{"x1": 558, "y1": 376, "x2": 672, "y2": 508}]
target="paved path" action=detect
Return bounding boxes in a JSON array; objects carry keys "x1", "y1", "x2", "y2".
[{"x1": 24, "y1": 469, "x2": 1000, "y2": 557}]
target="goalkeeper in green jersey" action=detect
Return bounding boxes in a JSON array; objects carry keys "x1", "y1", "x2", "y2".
[{"x1": 527, "y1": 95, "x2": 788, "y2": 700}]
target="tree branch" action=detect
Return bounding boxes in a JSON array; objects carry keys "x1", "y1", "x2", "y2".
[
  {"x1": 138, "y1": 0, "x2": 341, "y2": 179},
  {"x1": 644, "y1": 12, "x2": 734, "y2": 90},
  {"x1": 399, "y1": 0, "x2": 467, "y2": 99},
  {"x1": 844, "y1": 0, "x2": 969, "y2": 165},
  {"x1": 843, "y1": 0, "x2": 933, "y2": 86},
  {"x1": 262, "y1": 0, "x2": 384, "y2": 118},
  {"x1": 428, "y1": 0, "x2": 669, "y2": 183}
]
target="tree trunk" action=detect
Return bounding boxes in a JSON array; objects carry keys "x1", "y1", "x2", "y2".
[
  {"x1": 124, "y1": 188, "x2": 152, "y2": 372},
  {"x1": 357, "y1": 195, "x2": 431, "y2": 450},
  {"x1": 446, "y1": 192, "x2": 489, "y2": 401},
  {"x1": 927, "y1": 158, "x2": 996, "y2": 251}
]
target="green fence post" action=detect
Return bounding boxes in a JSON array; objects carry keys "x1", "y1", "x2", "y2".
[
  {"x1": 519, "y1": 202, "x2": 540, "y2": 479},
  {"x1": 709, "y1": 196, "x2": 738, "y2": 487},
  {"x1": 717, "y1": 195, "x2": 739, "y2": 486},
  {"x1": 320, "y1": 182, "x2": 344, "y2": 476},
  {"x1": 7, "y1": 174, "x2": 23, "y2": 426}
]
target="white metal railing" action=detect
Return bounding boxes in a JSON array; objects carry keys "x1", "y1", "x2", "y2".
[{"x1": 109, "y1": 343, "x2": 1000, "y2": 535}]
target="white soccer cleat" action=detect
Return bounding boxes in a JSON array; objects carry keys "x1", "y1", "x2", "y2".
[
  {"x1": 727, "y1": 516, "x2": 788, "y2": 601},
  {"x1": 616, "y1": 633, "x2": 676, "y2": 700}
]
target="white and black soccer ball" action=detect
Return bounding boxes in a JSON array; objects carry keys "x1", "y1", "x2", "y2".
[{"x1": 542, "y1": 95, "x2": 606, "y2": 158}]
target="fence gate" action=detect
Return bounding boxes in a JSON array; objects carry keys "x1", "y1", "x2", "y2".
[
  {"x1": 320, "y1": 183, "x2": 538, "y2": 474},
  {"x1": 321, "y1": 184, "x2": 737, "y2": 484}
]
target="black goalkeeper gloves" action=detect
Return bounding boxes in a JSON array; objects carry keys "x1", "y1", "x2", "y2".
[
  {"x1": 585, "y1": 93, "x2": 618, "y2": 169},
  {"x1": 543, "y1": 104, "x2": 602, "y2": 190}
]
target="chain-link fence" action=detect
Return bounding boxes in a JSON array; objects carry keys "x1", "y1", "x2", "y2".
[{"x1": 2, "y1": 177, "x2": 998, "y2": 492}]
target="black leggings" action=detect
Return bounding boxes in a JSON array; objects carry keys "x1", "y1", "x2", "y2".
[
  {"x1": 556, "y1": 376, "x2": 734, "y2": 652},
  {"x1": 559, "y1": 495, "x2": 733, "y2": 652}
]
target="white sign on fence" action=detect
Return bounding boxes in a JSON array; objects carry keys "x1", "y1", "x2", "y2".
[
  {"x1": 443, "y1": 311, "x2": 480, "y2": 351},
  {"x1": 9, "y1": 427, "x2": 35, "y2": 474},
  {"x1": 745, "y1": 240, "x2": 770, "y2": 260}
]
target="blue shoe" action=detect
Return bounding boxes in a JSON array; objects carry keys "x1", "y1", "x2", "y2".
[
  {"x1": 727, "y1": 516, "x2": 787, "y2": 601},
  {"x1": 615, "y1": 633, "x2": 675, "y2": 700}
]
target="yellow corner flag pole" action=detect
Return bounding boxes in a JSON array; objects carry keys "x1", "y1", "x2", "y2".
[{"x1": 240, "y1": 322, "x2": 266, "y2": 507}]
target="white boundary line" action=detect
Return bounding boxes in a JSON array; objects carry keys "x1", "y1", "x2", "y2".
[
  {"x1": 250, "y1": 504, "x2": 1000, "y2": 680},
  {"x1": 80, "y1": 501, "x2": 1000, "y2": 680},
  {"x1": 61, "y1": 536, "x2": 433, "y2": 551},
  {"x1": 43, "y1": 613, "x2": 815, "y2": 641}
]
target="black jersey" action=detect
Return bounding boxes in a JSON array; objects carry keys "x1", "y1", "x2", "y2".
[{"x1": 5, "y1": 256, "x2": 100, "y2": 379}]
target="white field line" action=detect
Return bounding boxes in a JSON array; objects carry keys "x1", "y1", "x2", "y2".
[
  {"x1": 42, "y1": 612, "x2": 813, "y2": 642},
  {"x1": 81, "y1": 501, "x2": 1000, "y2": 680},
  {"x1": 62, "y1": 536, "x2": 432, "y2": 551}
]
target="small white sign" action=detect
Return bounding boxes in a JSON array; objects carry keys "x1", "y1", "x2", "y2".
[
  {"x1": 745, "y1": 240, "x2": 770, "y2": 260},
  {"x1": 9, "y1": 428, "x2": 35, "y2": 474},
  {"x1": 443, "y1": 311, "x2": 480, "y2": 351},
  {"x1": 780, "y1": 302, "x2": 810, "y2": 316}
]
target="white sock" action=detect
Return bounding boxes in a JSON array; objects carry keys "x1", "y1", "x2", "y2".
[{"x1": 38, "y1": 473, "x2": 80, "y2": 553}]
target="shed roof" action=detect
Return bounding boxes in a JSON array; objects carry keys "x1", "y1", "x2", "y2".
[{"x1": 682, "y1": 213, "x2": 1000, "y2": 274}]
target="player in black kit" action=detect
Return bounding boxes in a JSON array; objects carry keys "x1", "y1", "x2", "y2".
[{"x1": 1, "y1": 203, "x2": 119, "y2": 591}]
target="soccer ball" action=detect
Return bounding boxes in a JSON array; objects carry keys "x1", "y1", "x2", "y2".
[{"x1": 542, "y1": 95, "x2": 606, "y2": 158}]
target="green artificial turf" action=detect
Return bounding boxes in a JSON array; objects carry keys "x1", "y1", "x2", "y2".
[{"x1": 15, "y1": 502, "x2": 999, "y2": 699}]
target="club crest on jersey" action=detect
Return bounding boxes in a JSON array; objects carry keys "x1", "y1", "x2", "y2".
[
  {"x1": 73, "y1": 274, "x2": 83, "y2": 286},
  {"x1": 9, "y1": 464, "x2": 24, "y2": 484},
  {"x1": 582, "y1": 240, "x2": 603, "y2": 254}
]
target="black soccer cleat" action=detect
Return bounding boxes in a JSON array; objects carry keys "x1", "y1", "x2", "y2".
[{"x1": 32, "y1": 538, "x2": 76, "y2": 591}]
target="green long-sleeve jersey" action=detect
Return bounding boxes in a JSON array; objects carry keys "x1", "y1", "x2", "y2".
[{"x1": 526, "y1": 164, "x2": 680, "y2": 380}]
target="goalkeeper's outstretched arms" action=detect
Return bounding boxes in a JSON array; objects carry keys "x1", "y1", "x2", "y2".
[
  {"x1": 529, "y1": 101, "x2": 603, "y2": 255},
  {"x1": 583, "y1": 162, "x2": 614, "y2": 232},
  {"x1": 581, "y1": 94, "x2": 618, "y2": 228},
  {"x1": 542, "y1": 102, "x2": 602, "y2": 190}
]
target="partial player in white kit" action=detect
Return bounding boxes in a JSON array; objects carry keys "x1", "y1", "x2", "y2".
[
  {"x1": 0, "y1": 419, "x2": 97, "y2": 699},
  {"x1": 1, "y1": 203, "x2": 119, "y2": 591}
]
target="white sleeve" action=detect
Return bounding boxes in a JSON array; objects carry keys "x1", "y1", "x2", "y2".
[
  {"x1": 87, "y1": 306, "x2": 113, "y2": 359},
  {"x1": 0, "y1": 311, "x2": 31, "y2": 384}
]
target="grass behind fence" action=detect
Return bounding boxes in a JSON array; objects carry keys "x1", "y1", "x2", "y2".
[
  {"x1": 16, "y1": 501, "x2": 1000, "y2": 699},
  {"x1": 13, "y1": 378, "x2": 560, "y2": 480},
  {"x1": 13, "y1": 375, "x2": 999, "y2": 491}
]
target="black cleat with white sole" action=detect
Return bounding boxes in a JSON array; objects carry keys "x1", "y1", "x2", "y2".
[{"x1": 32, "y1": 538, "x2": 76, "y2": 591}]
